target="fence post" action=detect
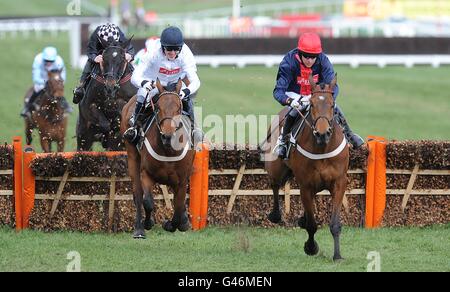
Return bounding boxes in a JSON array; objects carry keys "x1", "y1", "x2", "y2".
[
  {"x1": 22, "y1": 146, "x2": 36, "y2": 228},
  {"x1": 373, "y1": 138, "x2": 386, "y2": 227},
  {"x1": 199, "y1": 143, "x2": 209, "y2": 229},
  {"x1": 189, "y1": 147, "x2": 203, "y2": 230},
  {"x1": 12, "y1": 136, "x2": 23, "y2": 230},
  {"x1": 365, "y1": 136, "x2": 387, "y2": 228}
]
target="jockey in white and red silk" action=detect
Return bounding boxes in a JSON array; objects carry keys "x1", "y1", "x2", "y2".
[
  {"x1": 123, "y1": 26, "x2": 201, "y2": 143},
  {"x1": 274, "y1": 32, "x2": 364, "y2": 159},
  {"x1": 20, "y1": 46, "x2": 72, "y2": 118}
]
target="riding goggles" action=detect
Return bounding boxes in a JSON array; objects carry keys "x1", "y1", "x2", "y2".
[
  {"x1": 301, "y1": 52, "x2": 319, "y2": 59},
  {"x1": 163, "y1": 45, "x2": 182, "y2": 52}
]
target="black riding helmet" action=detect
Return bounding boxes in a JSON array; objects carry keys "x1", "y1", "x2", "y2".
[{"x1": 160, "y1": 26, "x2": 183, "y2": 51}]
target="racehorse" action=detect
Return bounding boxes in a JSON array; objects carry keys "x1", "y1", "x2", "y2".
[
  {"x1": 25, "y1": 69, "x2": 68, "y2": 152},
  {"x1": 121, "y1": 78, "x2": 195, "y2": 238},
  {"x1": 264, "y1": 75, "x2": 349, "y2": 261},
  {"x1": 77, "y1": 37, "x2": 137, "y2": 151}
]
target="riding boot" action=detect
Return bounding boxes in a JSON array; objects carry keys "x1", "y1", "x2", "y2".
[
  {"x1": 335, "y1": 105, "x2": 364, "y2": 149},
  {"x1": 20, "y1": 90, "x2": 41, "y2": 118},
  {"x1": 73, "y1": 61, "x2": 93, "y2": 104},
  {"x1": 61, "y1": 97, "x2": 73, "y2": 114},
  {"x1": 277, "y1": 113, "x2": 296, "y2": 159},
  {"x1": 183, "y1": 98, "x2": 203, "y2": 146},
  {"x1": 123, "y1": 101, "x2": 144, "y2": 144}
]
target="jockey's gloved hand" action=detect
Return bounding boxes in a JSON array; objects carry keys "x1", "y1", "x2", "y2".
[
  {"x1": 180, "y1": 88, "x2": 190, "y2": 99},
  {"x1": 94, "y1": 55, "x2": 103, "y2": 63},
  {"x1": 287, "y1": 98, "x2": 301, "y2": 109},
  {"x1": 142, "y1": 80, "x2": 155, "y2": 91},
  {"x1": 125, "y1": 53, "x2": 132, "y2": 62}
]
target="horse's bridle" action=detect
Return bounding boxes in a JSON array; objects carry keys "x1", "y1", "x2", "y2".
[
  {"x1": 44, "y1": 75, "x2": 64, "y2": 102},
  {"x1": 99, "y1": 46, "x2": 128, "y2": 87},
  {"x1": 294, "y1": 90, "x2": 336, "y2": 137},
  {"x1": 154, "y1": 91, "x2": 183, "y2": 135}
]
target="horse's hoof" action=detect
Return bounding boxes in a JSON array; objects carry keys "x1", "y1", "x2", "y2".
[
  {"x1": 162, "y1": 220, "x2": 176, "y2": 232},
  {"x1": 298, "y1": 216, "x2": 306, "y2": 229},
  {"x1": 144, "y1": 217, "x2": 154, "y2": 230},
  {"x1": 333, "y1": 255, "x2": 344, "y2": 262},
  {"x1": 133, "y1": 229, "x2": 146, "y2": 239},
  {"x1": 268, "y1": 210, "x2": 282, "y2": 224},
  {"x1": 177, "y1": 220, "x2": 191, "y2": 232},
  {"x1": 304, "y1": 240, "x2": 319, "y2": 256}
]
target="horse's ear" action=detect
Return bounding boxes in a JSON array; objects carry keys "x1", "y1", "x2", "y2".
[
  {"x1": 175, "y1": 78, "x2": 182, "y2": 94},
  {"x1": 121, "y1": 35, "x2": 133, "y2": 50},
  {"x1": 330, "y1": 73, "x2": 337, "y2": 90},
  {"x1": 155, "y1": 78, "x2": 164, "y2": 93},
  {"x1": 309, "y1": 74, "x2": 316, "y2": 92}
]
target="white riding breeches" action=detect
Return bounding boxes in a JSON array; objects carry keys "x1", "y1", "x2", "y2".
[{"x1": 136, "y1": 87, "x2": 159, "y2": 104}]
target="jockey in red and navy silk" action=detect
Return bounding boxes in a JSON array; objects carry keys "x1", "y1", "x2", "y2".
[
  {"x1": 273, "y1": 32, "x2": 364, "y2": 159},
  {"x1": 274, "y1": 33, "x2": 339, "y2": 106}
]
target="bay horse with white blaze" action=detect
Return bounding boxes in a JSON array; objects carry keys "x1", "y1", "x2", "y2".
[
  {"x1": 264, "y1": 75, "x2": 349, "y2": 261},
  {"x1": 25, "y1": 69, "x2": 68, "y2": 152},
  {"x1": 121, "y1": 79, "x2": 194, "y2": 238}
]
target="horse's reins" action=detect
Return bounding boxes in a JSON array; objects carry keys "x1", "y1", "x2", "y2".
[
  {"x1": 154, "y1": 91, "x2": 184, "y2": 135},
  {"x1": 294, "y1": 89, "x2": 335, "y2": 135},
  {"x1": 93, "y1": 46, "x2": 130, "y2": 85}
]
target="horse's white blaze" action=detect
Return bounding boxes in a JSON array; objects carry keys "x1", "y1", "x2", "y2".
[
  {"x1": 54, "y1": 75, "x2": 60, "y2": 80},
  {"x1": 319, "y1": 95, "x2": 325, "y2": 100},
  {"x1": 112, "y1": 52, "x2": 118, "y2": 58}
]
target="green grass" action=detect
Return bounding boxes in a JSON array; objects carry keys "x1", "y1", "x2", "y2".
[
  {"x1": 0, "y1": 34, "x2": 449, "y2": 151},
  {"x1": 0, "y1": 224, "x2": 448, "y2": 271}
]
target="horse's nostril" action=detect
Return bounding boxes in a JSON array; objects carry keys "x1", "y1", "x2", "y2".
[{"x1": 162, "y1": 134, "x2": 172, "y2": 141}]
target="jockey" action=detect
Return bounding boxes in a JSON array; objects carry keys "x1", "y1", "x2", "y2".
[
  {"x1": 274, "y1": 32, "x2": 364, "y2": 159},
  {"x1": 20, "y1": 46, "x2": 72, "y2": 118},
  {"x1": 123, "y1": 26, "x2": 201, "y2": 144},
  {"x1": 73, "y1": 23, "x2": 135, "y2": 104}
]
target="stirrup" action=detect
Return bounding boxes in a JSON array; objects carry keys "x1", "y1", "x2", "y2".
[{"x1": 124, "y1": 127, "x2": 138, "y2": 143}]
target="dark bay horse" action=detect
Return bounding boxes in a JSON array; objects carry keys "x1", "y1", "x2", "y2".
[
  {"x1": 25, "y1": 70, "x2": 68, "y2": 152},
  {"x1": 264, "y1": 75, "x2": 349, "y2": 261},
  {"x1": 121, "y1": 79, "x2": 195, "y2": 238},
  {"x1": 77, "y1": 37, "x2": 137, "y2": 151}
]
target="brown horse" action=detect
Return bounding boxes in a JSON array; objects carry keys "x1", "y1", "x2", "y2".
[
  {"x1": 25, "y1": 70, "x2": 68, "y2": 152},
  {"x1": 264, "y1": 75, "x2": 349, "y2": 261},
  {"x1": 121, "y1": 78, "x2": 195, "y2": 238}
]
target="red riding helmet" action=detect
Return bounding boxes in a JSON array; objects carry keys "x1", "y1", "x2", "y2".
[{"x1": 297, "y1": 32, "x2": 322, "y2": 54}]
